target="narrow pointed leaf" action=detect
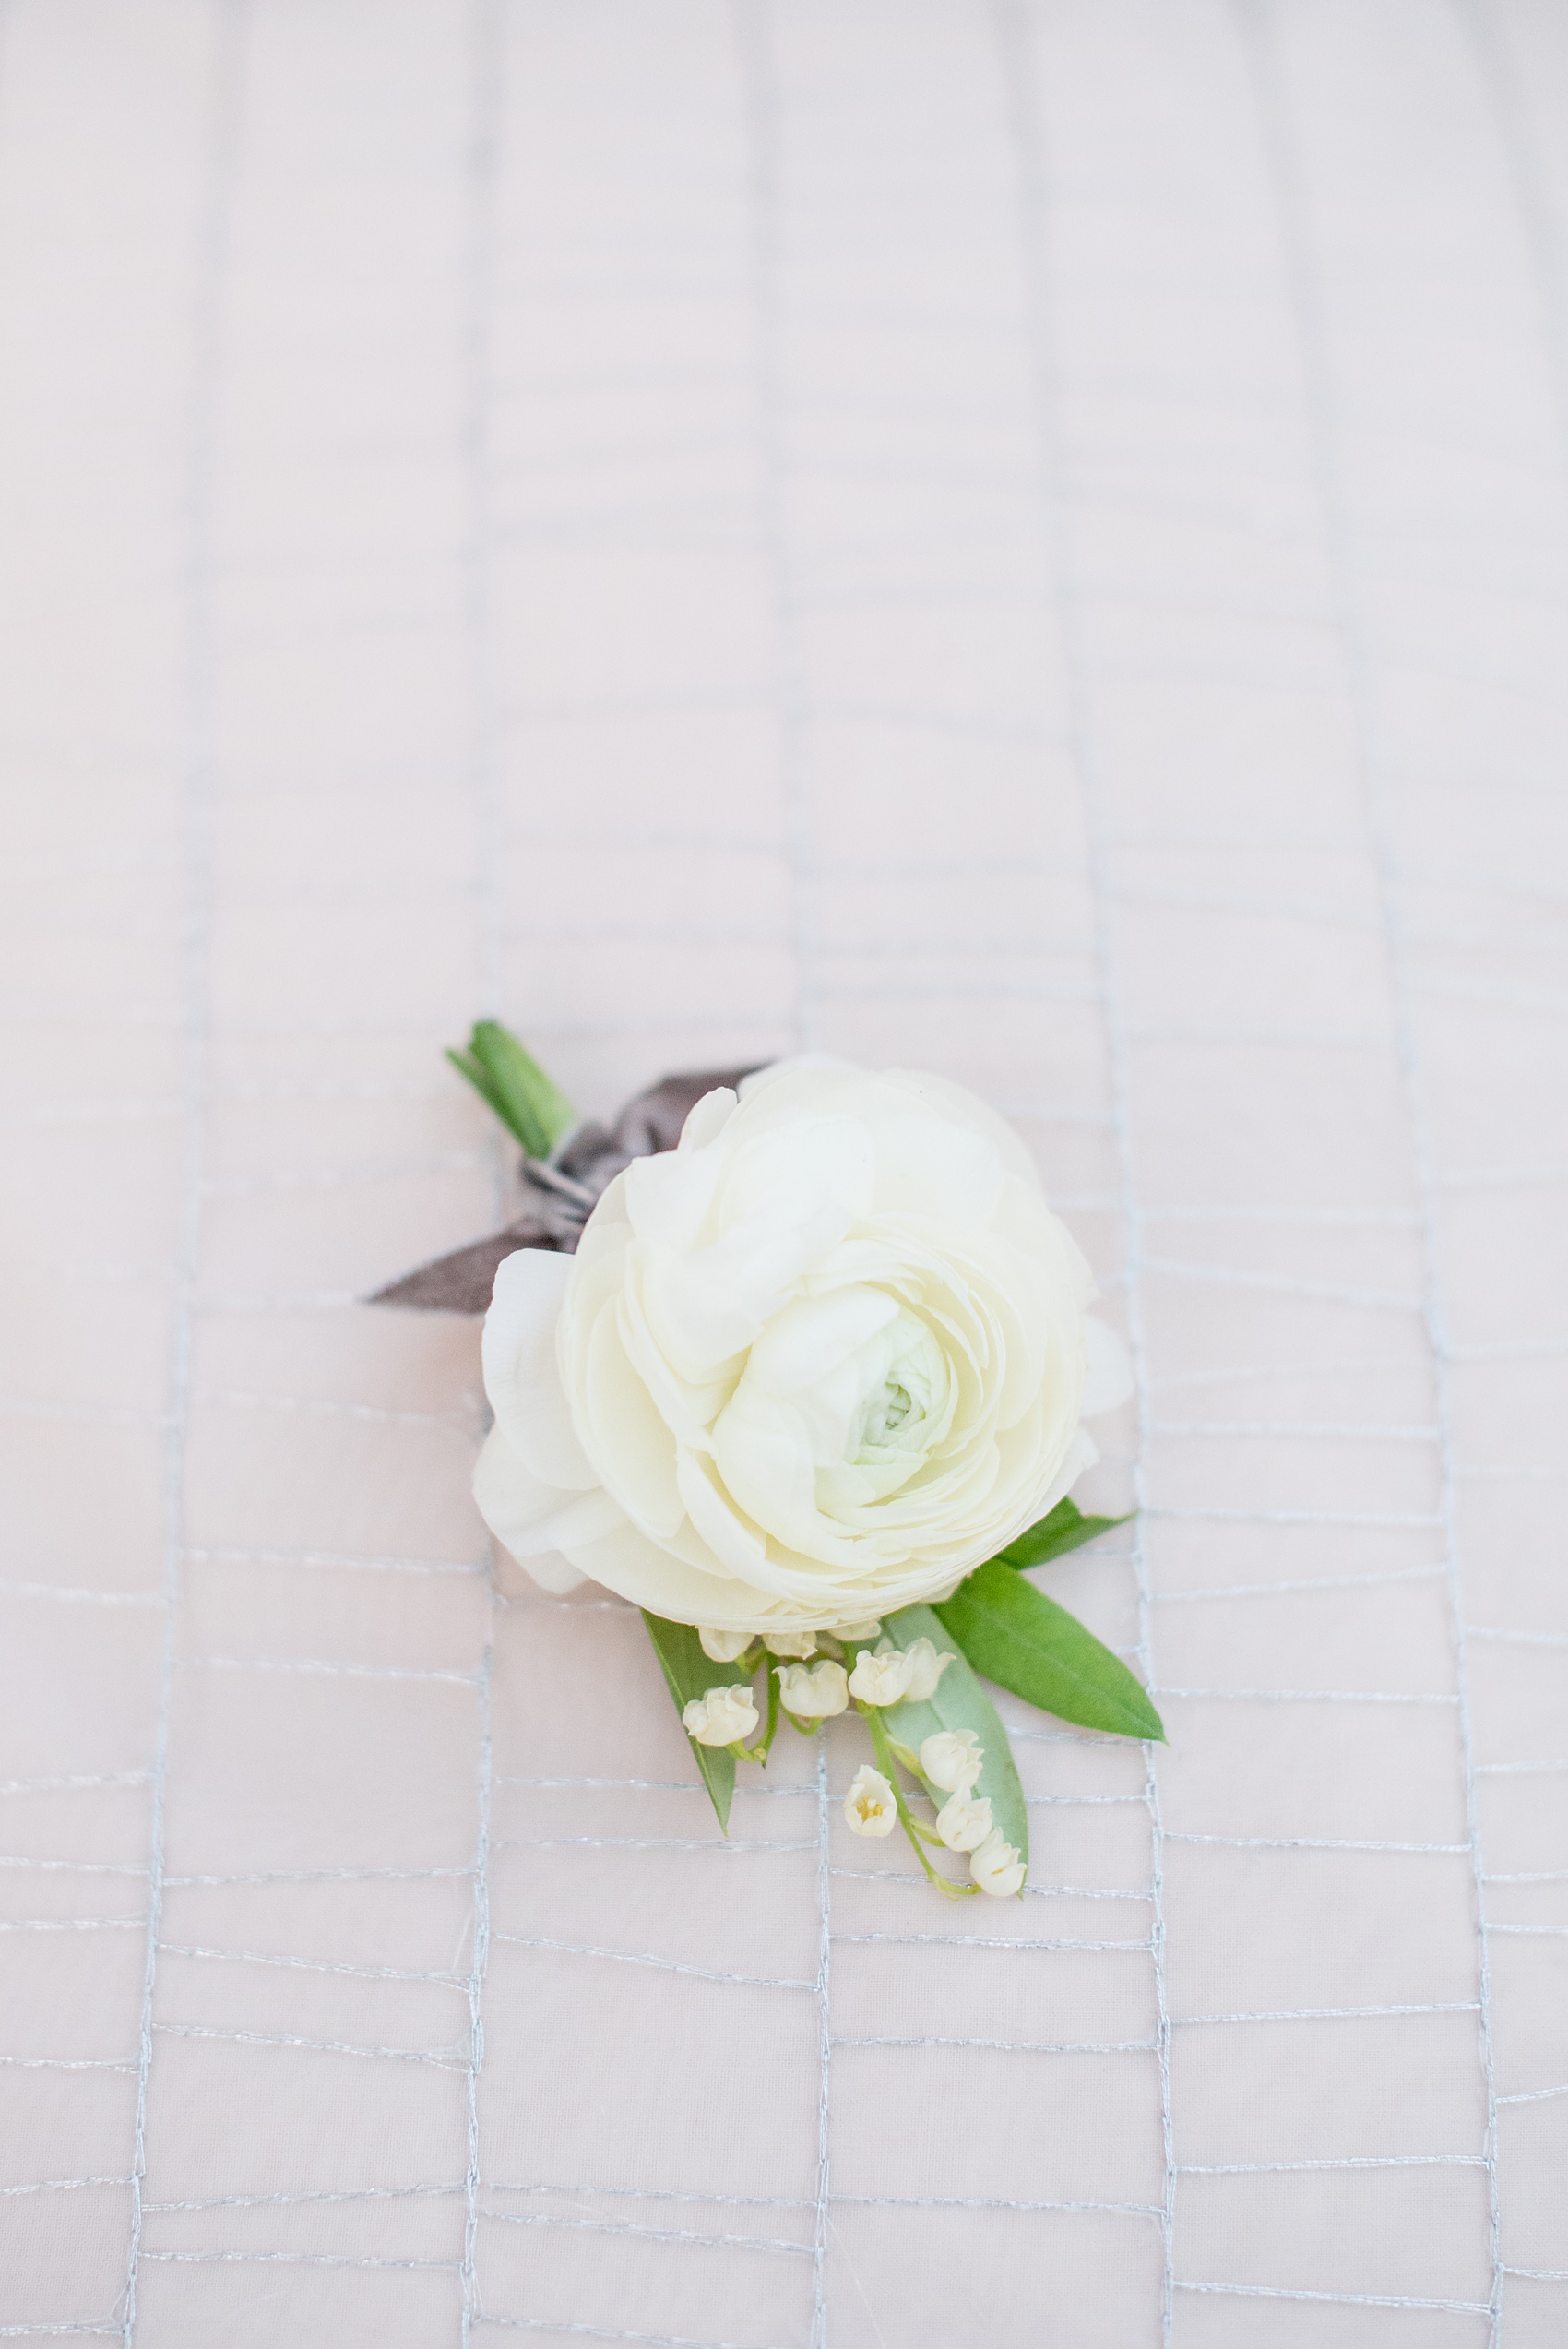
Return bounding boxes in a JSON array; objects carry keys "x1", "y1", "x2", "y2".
[
  {"x1": 445, "y1": 1045, "x2": 510, "y2": 1128},
  {"x1": 468, "y1": 1020, "x2": 576, "y2": 1159},
  {"x1": 935, "y1": 1559, "x2": 1163, "y2": 1742},
  {"x1": 642, "y1": 1611, "x2": 749, "y2": 1835},
  {"x1": 880, "y1": 1603, "x2": 1028, "y2": 1866},
  {"x1": 994, "y1": 1496, "x2": 1132, "y2": 1572}
]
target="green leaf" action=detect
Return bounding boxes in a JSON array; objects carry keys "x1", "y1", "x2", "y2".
[
  {"x1": 447, "y1": 1020, "x2": 576, "y2": 1159},
  {"x1": 880, "y1": 1603, "x2": 1028, "y2": 1867},
  {"x1": 993, "y1": 1496, "x2": 1132, "y2": 1571},
  {"x1": 445, "y1": 1045, "x2": 508, "y2": 1125},
  {"x1": 641, "y1": 1611, "x2": 751, "y2": 1835},
  {"x1": 470, "y1": 1021, "x2": 576, "y2": 1155},
  {"x1": 935, "y1": 1558, "x2": 1164, "y2": 1743}
]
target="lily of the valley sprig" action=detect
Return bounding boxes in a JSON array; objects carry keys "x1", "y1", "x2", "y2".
[
  {"x1": 643, "y1": 1521, "x2": 1158, "y2": 1899},
  {"x1": 381, "y1": 1023, "x2": 1166, "y2": 1902}
]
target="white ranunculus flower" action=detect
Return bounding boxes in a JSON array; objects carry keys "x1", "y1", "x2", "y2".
[{"x1": 472, "y1": 1055, "x2": 1130, "y2": 1638}]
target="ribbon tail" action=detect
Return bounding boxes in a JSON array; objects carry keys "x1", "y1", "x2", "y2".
[{"x1": 366, "y1": 1219, "x2": 560, "y2": 1315}]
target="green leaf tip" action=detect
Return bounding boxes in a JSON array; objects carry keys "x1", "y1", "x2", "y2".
[
  {"x1": 642, "y1": 1610, "x2": 753, "y2": 1836},
  {"x1": 447, "y1": 1019, "x2": 576, "y2": 1160},
  {"x1": 993, "y1": 1496, "x2": 1134, "y2": 1572},
  {"x1": 936, "y1": 1558, "x2": 1165, "y2": 1744}
]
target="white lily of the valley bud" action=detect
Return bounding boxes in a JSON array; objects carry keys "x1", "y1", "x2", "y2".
[
  {"x1": 919, "y1": 1730, "x2": 983, "y2": 1794},
  {"x1": 935, "y1": 1789, "x2": 993, "y2": 1853},
  {"x1": 776, "y1": 1658, "x2": 849, "y2": 1719},
  {"x1": 764, "y1": 1629, "x2": 817, "y2": 1658},
  {"x1": 847, "y1": 1645, "x2": 915, "y2": 1706},
  {"x1": 834, "y1": 1617, "x2": 883, "y2": 1641},
  {"x1": 898, "y1": 1637, "x2": 956, "y2": 1703},
  {"x1": 682, "y1": 1685, "x2": 759, "y2": 1747},
  {"x1": 698, "y1": 1627, "x2": 753, "y2": 1663},
  {"x1": 969, "y1": 1827, "x2": 1027, "y2": 1897},
  {"x1": 843, "y1": 1764, "x2": 897, "y2": 1837}
]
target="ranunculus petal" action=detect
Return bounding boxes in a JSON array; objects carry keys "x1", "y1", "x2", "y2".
[
  {"x1": 581, "y1": 1297, "x2": 683, "y2": 1537},
  {"x1": 674, "y1": 1446, "x2": 771, "y2": 1578},
  {"x1": 471, "y1": 1427, "x2": 588, "y2": 1591},
  {"x1": 561, "y1": 1520, "x2": 760, "y2": 1625},
  {"x1": 482, "y1": 1249, "x2": 599, "y2": 1492},
  {"x1": 640, "y1": 1249, "x2": 763, "y2": 1384},
  {"x1": 874, "y1": 1067, "x2": 1045, "y2": 1193},
  {"x1": 742, "y1": 1287, "x2": 900, "y2": 1399},
  {"x1": 867, "y1": 1111, "x2": 1004, "y2": 1228},
  {"x1": 680, "y1": 1085, "x2": 740, "y2": 1151},
  {"x1": 709, "y1": 1383, "x2": 824, "y2": 1555},
  {"x1": 624, "y1": 1136, "x2": 725, "y2": 1250}
]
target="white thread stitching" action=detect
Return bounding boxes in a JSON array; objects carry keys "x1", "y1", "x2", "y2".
[
  {"x1": 1229, "y1": 5, "x2": 1506, "y2": 2331},
  {"x1": 122, "y1": 10, "x2": 239, "y2": 2334}
]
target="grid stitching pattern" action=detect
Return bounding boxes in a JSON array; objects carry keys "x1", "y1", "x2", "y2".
[
  {"x1": 1229, "y1": 8, "x2": 1505, "y2": 2335},
  {"x1": 0, "y1": 0, "x2": 1563, "y2": 2339},
  {"x1": 990, "y1": 4, "x2": 1180, "y2": 2331},
  {"x1": 122, "y1": 6, "x2": 242, "y2": 2336}
]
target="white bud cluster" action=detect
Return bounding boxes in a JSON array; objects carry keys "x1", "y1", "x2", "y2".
[
  {"x1": 916, "y1": 1728, "x2": 1025, "y2": 1896},
  {"x1": 686, "y1": 1627, "x2": 1025, "y2": 1895}
]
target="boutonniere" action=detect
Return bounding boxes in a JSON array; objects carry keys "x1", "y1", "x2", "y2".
[{"x1": 378, "y1": 1024, "x2": 1162, "y2": 1900}]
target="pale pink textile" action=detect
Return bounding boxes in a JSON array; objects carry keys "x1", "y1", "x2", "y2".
[{"x1": 1, "y1": 1, "x2": 1565, "y2": 2342}]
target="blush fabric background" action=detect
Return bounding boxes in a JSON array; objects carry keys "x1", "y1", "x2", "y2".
[{"x1": 1, "y1": 1, "x2": 1565, "y2": 2341}]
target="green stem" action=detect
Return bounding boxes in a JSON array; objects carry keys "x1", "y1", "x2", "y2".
[
  {"x1": 860, "y1": 1702, "x2": 975, "y2": 1900},
  {"x1": 735, "y1": 1654, "x2": 782, "y2": 1767}
]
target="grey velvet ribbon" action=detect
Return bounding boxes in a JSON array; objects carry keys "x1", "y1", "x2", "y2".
[{"x1": 370, "y1": 1066, "x2": 761, "y2": 1315}]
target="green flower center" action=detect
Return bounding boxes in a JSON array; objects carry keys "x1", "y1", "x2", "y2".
[{"x1": 870, "y1": 1382, "x2": 913, "y2": 1440}]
